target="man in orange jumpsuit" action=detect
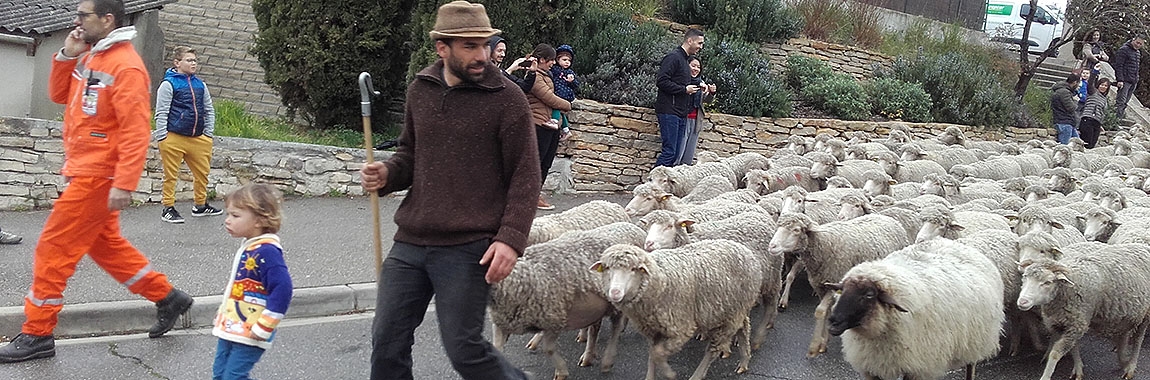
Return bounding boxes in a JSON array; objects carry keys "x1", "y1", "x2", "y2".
[{"x1": 0, "y1": 0, "x2": 193, "y2": 363}]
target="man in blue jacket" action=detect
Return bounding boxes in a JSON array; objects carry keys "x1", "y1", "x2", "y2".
[
  {"x1": 653, "y1": 28, "x2": 704, "y2": 167},
  {"x1": 1112, "y1": 36, "x2": 1144, "y2": 120}
]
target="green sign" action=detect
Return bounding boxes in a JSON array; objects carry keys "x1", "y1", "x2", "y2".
[{"x1": 987, "y1": 4, "x2": 1013, "y2": 15}]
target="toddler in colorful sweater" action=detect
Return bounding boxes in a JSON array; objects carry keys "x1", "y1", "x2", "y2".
[{"x1": 212, "y1": 183, "x2": 293, "y2": 380}]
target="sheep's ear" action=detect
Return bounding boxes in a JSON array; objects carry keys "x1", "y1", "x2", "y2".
[
  {"x1": 589, "y1": 262, "x2": 606, "y2": 273},
  {"x1": 948, "y1": 223, "x2": 966, "y2": 232},
  {"x1": 1018, "y1": 259, "x2": 1034, "y2": 269},
  {"x1": 916, "y1": 152, "x2": 927, "y2": 159},
  {"x1": 1049, "y1": 247, "x2": 1063, "y2": 260},
  {"x1": 806, "y1": 198, "x2": 820, "y2": 203},
  {"x1": 878, "y1": 292, "x2": 909, "y2": 312},
  {"x1": 658, "y1": 194, "x2": 673, "y2": 202},
  {"x1": 638, "y1": 265, "x2": 649, "y2": 274},
  {"x1": 1004, "y1": 215, "x2": 1019, "y2": 221},
  {"x1": 1049, "y1": 221, "x2": 1065, "y2": 230},
  {"x1": 1075, "y1": 215, "x2": 1086, "y2": 222},
  {"x1": 822, "y1": 282, "x2": 843, "y2": 291},
  {"x1": 887, "y1": 180, "x2": 897, "y2": 185},
  {"x1": 1054, "y1": 272, "x2": 1076, "y2": 286}
]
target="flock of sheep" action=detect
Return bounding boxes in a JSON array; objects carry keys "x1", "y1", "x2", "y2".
[{"x1": 488, "y1": 124, "x2": 1150, "y2": 380}]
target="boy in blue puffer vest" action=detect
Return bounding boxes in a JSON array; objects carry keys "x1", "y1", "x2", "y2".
[{"x1": 154, "y1": 46, "x2": 220, "y2": 224}]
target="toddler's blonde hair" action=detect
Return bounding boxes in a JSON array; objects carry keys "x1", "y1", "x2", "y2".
[{"x1": 225, "y1": 183, "x2": 284, "y2": 234}]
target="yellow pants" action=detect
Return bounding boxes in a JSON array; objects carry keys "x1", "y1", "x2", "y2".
[{"x1": 159, "y1": 133, "x2": 213, "y2": 207}]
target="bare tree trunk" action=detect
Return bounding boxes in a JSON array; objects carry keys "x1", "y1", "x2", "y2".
[{"x1": 1011, "y1": 0, "x2": 1076, "y2": 101}]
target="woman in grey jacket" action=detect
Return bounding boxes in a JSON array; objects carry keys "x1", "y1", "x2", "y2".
[{"x1": 1079, "y1": 78, "x2": 1112, "y2": 149}]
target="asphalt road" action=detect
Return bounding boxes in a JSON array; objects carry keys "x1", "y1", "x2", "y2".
[{"x1": 0, "y1": 288, "x2": 1146, "y2": 380}]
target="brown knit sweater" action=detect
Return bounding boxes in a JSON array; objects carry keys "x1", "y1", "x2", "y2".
[{"x1": 379, "y1": 59, "x2": 541, "y2": 254}]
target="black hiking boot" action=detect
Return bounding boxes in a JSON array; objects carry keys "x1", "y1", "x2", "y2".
[
  {"x1": 0, "y1": 333, "x2": 55, "y2": 363},
  {"x1": 149, "y1": 289, "x2": 193, "y2": 338}
]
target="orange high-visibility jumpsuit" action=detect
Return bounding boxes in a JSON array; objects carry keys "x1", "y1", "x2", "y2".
[{"x1": 26, "y1": 33, "x2": 174, "y2": 336}]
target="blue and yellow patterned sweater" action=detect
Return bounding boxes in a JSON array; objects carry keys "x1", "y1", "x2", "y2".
[{"x1": 212, "y1": 233, "x2": 293, "y2": 349}]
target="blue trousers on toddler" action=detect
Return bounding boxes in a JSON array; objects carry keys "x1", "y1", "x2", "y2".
[{"x1": 213, "y1": 339, "x2": 266, "y2": 380}]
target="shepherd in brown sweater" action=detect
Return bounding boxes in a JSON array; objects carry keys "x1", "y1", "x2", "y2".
[{"x1": 360, "y1": 2, "x2": 538, "y2": 379}]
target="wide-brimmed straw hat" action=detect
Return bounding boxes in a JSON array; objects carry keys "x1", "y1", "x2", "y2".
[{"x1": 429, "y1": 1, "x2": 502, "y2": 40}]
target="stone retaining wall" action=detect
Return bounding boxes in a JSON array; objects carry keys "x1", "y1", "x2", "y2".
[
  {"x1": 0, "y1": 107, "x2": 1050, "y2": 210},
  {"x1": 0, "y1": 117, "x2": 384, "y2": 210},
  {"x1": 761, "y1": 38, "x2": 893, "y2": 80},
  {"x1": 555, "y1": 100, "x2": 1050, "y2": 192}
]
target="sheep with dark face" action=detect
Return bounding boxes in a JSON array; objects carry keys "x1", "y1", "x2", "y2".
[
  {"x1": 639, "y1": 210, "x2": 782, "y2": 349},
  {"x1": 1017, "y1": 244, "x2": 1150, "y2": 380},
  {"x1": 768, "y1": 212, "x2": 910, "y2": 357},
  {"x1": 591, "y1": 241, "x2": 763, "y2": 380},
  {"x1": 827, "y1": 238, "x2": 1004, "y2": 380}
]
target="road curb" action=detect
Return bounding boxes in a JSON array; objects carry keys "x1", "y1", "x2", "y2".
[{"x1": 0, "y1": 282, "x2": 378, "y2": 338}]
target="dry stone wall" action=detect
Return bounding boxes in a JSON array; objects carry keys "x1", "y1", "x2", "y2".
[
  {"x1": 1, "y1": 107, "x2": 1052, "y2": 210},
  {"x1": 761, "y1": 38, "x2": 893, "y2": 80},
  {"x1": 556, "y1": 100, "x2": 1051, "y2": 192}
]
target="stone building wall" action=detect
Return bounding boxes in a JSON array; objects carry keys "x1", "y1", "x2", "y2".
[
  {"x1": 0, "y1": 108, "x2": 1050, "y2": 210},
  {"x1": 156, "y1": 0, "x2": 284, "y2": 118}
]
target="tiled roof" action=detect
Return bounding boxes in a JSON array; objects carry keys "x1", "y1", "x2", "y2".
[{"x1": 1, "y1": 0, "x2": 177, "y2": 35}]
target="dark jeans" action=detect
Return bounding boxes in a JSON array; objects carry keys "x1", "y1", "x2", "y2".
[
  {"x1": 655, "y1": 113, "x2": 687, "y2": 167},
  {"x1": 1080, "y1": 117, "x2": 1102, "y2": 148},
  {"x1": 370, "y1": 240, "x2": 527, "y2": 380},
  {"x1": 537, "y1": 126, "x2": 560, "y2": 184},
  {"x1": 1117, "y1": 80, "x2": 1138, "y2": 119},
  {"x1": 212, "y1": 339, "x2": 265, "y2": 380}
]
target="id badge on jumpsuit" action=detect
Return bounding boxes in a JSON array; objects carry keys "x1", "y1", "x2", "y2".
[{"x1": 82, "y1": 76, "x2": 104, "y2": 116}]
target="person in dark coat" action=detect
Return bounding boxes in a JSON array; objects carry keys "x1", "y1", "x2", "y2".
[
  {"x1": 1112, "y1": 36, "x2": 1144, "y2": 119},
  {"x1": 653, "y1": 28, "x2": 705, "y2": 167}
]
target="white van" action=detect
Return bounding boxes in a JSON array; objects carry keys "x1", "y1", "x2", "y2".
[{"x1": 984, "y1": 1, "x2": 1064, "y2": 56}]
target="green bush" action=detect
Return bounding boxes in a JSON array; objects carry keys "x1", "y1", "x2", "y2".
[
  {"x1": 1021, "y1": 83, "x2": 1052, "y2": 127},
  {"x1": 251, "y1": 0, "x2": 412, "y2": 129},
  {"x1": 878, "y1": 52, "x2": 1017, "y2": 127},
  {"x1": 699, "y1": 37, "x2": 792, "y2": 117},
  {"x1": 570, "y1": 5, "x2": 675, "y2": 107},
  {"x1": 784, "y1": 54, "x2": 834, "y2": 91},
  {"x1": 667, "y1": 0, "x2": 800, "y2": 42},
  {"x1": 406, "y1": 0, "x2": 586, "y2": 79},
  {"x1": 802, "y1": 73, "x2": 870, "y2": 120},
  {"x1": 865, "y1": 78, "x2": 933, "y2": 122}
]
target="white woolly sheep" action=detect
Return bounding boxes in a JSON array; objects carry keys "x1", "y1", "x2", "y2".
[
  {"x1": 808, "y1": 152, "x2": 886, "y2": 188},
  {"x1": 743, "y1": 167, "x2": 820, "y2": 195},
  {"x1": 948, "y1": 157, "x2": 1024, "y2": 181},
  {"x1": 680, "y1": 175, "x2": 737, "y2": 204},
  {"x1": 827, "y1": 238, "x2": 1004, "y2": 380},
  {"x1": 837, "y1": 192, "x2": 921, "y2": 243},
  {"x1": 785, "y1": 135, "x2": 813, "y2": 155},
  {"x1": 956, "y1": 229, "x2": 1046, "y2": 356},
  {"x1": 1017, "y1": 244, "x2": 1150, "y2": 380},
  {"x1": 825, "y1": 175, "x2": 853, "y2": 189},
  {"x1": 647, "y1": 162, "x2": 738, "y2": 197},
  {"x1": 861, "y1": 169, "x2": 920, "y2": 200},
  {"x1": 591, "y1": 241, "x2": 763, "y2": 380},
  {"x1": 770, "y1": 151, "x2": 815, "y2": 169},
  {"x1": 1044, "y1": 167, "x2": 1078, "y2": 195},
  {"x1": 914, "y1": 205, "x2": 1010, "y2": 242},
  {"x1": 1009, "y1": 205, "x2": 1086, "y2": 246},
  {"x1": 900, "y1": 144, "x2": 982, "y2": 171},
  {"x1": 823, "y1": 139, "x2": 847, "y2": 161},
  {"x1": 777, "y1": 185, "x2": 844, "y2": 224},
  {"x1": 694, "y1": 150, "x2": 721, "y2": 164},
  {"x1": 491, "y1": 222, "x2": 646, "y2": 379},
  {"x1": 720, "y1": 152, "x2": 770, "y2": 187},
  {"x1": 529, "y1": 200, "x2": 631, "y2": 245},
  {"x1": 873, "y1": 151, "x2": 947, "y2": 183},
  {"x1": 938, "y1": 126, "x2": 968, "y2": 147},
  {"x1": 768, "y1": 212, "x2": 910, "y2": 357},
  {"x1": 639, "y1": 210, "x2": 782, "y2": 349},
  {"x1": 1107, "y1": 215, "x2": 1150, "y2": 244}
]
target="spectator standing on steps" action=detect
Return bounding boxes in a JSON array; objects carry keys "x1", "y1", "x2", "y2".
[
  {"x1": 1112, "y1": 36, "x2": 1144, "y2": 120},
  {"x1": 524, "y1": 43, "x2": 571, "y2": 210},
  {"x1": 153, "y1": 45, "x2": 221, "y2": 224},
  {"x1": 1051, "y1": 73, "x2": 1081, "y2": 144},
  {"x1": 1079, "y1": 78, "x2": 1112, "y2": 149},
  {"x1": 654, "y1": 28, "x2": 704, "y2": 167},
  {"x1": 1081, "y1": 30, "x2": 1108, "y2": 85},
  {"x1": 360, "y1": 1, "x2": 538, "y2": 379},
  {"x1": 0, "y1": 0, "x2": 193, "y2": 364}
]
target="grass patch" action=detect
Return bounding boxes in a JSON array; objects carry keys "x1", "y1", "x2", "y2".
[{"x1": 213, "y1": 99, "x2": 397, "y2": 149}]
